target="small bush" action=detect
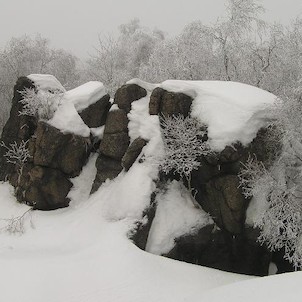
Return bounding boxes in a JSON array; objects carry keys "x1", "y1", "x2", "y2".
[{"x1": 19, "y1": 88, "x2": 62, "y2": 120}]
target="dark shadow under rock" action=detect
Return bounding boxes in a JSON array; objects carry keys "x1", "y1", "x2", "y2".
[
  {"x1": 130, "y1": 193, "x2": 157, "y2": 250},
  {"x1": 165, "y1": 225, "x2": 271, "y2": 276}
]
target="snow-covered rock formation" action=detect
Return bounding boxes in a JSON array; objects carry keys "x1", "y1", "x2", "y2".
[
  {"x1": 0, "y1": 75, "x2": 292, "y2": 275},
  {"x1": 0, "y1": 75, "x2": 110, "y2": 210}
]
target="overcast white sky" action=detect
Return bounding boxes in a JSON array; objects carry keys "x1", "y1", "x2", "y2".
[{"x1": 0, "y1": 0, "x2": 302, "y2": 58}]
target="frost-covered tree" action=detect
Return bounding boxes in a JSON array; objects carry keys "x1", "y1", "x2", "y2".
[
  {"x1": 86, "y1": 19, "x2": 164, "y2": 94},
  {"x1": 139, "y1": 25, "x2": 218, "y2": 82},
  {"x1": 0, "y1": 140, "x2": 31, "y2": 185},
  {"x1": 19, "y1": 88, "x2": 62, "y2": 120},
  {"x1": 0, "y1": 34, "x2": 80, "y2": 132},
  {"x1": 140, "y1": 0, "x2": 266, "y2": 83},
  {"x1": 158, "y1": 115, "x2": 211, "y2": 206},
  {"x1": 239, "y1": 89, "x2": 302, "y2": 269}
]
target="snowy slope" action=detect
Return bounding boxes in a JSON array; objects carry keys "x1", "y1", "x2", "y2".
[
  {"x1": 0, "y1": 158, "x2": 301, "y2": 301},
  {"x1": 200, "y1": 271, "x2": 302, "y2": 302},
  {"x1": 0, "y1": 156, "x2": 251, "y2": 302},
  {"x1": 146, "y1": 180, "x2": 213, "y2": 255}
]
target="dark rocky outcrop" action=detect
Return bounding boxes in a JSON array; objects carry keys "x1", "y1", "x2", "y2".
[
  {"x1": 131, "y1": 85, "x2": 286, "y2": 276},
  {"x1": 114, "y1": 84, "x2": 147, "y2": 113},
  {"x1": 78, "y1": 94, "x2": 111, "y2": 128},
  {"x1": 91, "y1": 155, "x2": 123, "y2": 194},
  {"x1": 32, "y1": 121, "x2": 91, "y2": 177},
  {"x1": 11, "y1": 163, "x2": 72, "y2": 210},
  {"x1": 1, "y1": 77, "x2": 292, "y2": 275},
  {"x1": 103, "y1": 109, "x2": 129, "y2": 134},
  {"x1": 0, "y1": 77, "x2": 94, "y2": 210},
  {"x1": 92, "y1": 85, "x2": 147, "y2": 192},
  {"x1": 122, "y1": 137, "x2": 147, "y2": 171},
  {"x1": 149, "y1": 87, "x2": 193, "y2": 117},
  {"x1": 98, "y1": 109, "x2": 130, "y2": 161},
  {"x1": 100, "y1": 132, "x2": 130, "y2": 160},
  {"x1": 195, "y1": 175, "x2": 246, "y2": 234}
]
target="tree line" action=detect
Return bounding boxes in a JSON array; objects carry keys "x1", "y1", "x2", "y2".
[{"x1": 1, "y1": 0, "x2": 302, "y2": 130}]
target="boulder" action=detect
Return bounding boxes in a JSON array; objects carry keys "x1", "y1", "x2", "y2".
[
  {"x1": 100, "y1": 132, "x2": 130, "y2": 161},
  {"x1": 149, "y1": 87, "x2": 193, "y2": 117},
  {"x1": 79, "y1": 94, "x2": 111, "y2": 128},
  {"x1": 122, "y1": 137, "x2": 147, "y2": 171},
  {"x1": 91, "y1": 155, "x2": 123, "y2": 193},
  {"x1": 114, "y1": 84, "x2": 147, "y2": 113},
  {"x1": 32, "y1": 121, "x2": 91, "y2": 177},
  {"x1": 11, "y1": 163, "x2": 72, "y2": 210},
  {"x1": 194, "y1": 175, "x2": 246, "y2": 234},
  {"x1": 130, "y1": 84, "x2": 280, "y2": 276},
  {"x1": 92, "y1": 86, "x2": 142, "y2": 192},
  {"x1": 190, "y1": 128, "x2": 280, "y2": 234},
  {"x1": 104, "y1": 109, "x2": 129, "y2": 134}
]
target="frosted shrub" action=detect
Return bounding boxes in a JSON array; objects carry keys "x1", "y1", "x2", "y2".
[
  {"x1": 239, "y1": 93, "x2": 302, "y2": 269},
  {"x1": 239, "y1": 156, "x2": 302, "y2": 269},
  {"x1": 158, "y1": 115, "x2": 211, "y2": 204},
  {"x1": 0, "y1": 140, "x2": 30, "y2": 169},
  {"x1": 0, "y1": 208, "x2": 33, "y2": 234},
  {"x1": 19, "y1": 88, "x2": 62, "y2": 120},
  {"x1": 0, "y1": 140, "x2": 31, "y2": 183}
]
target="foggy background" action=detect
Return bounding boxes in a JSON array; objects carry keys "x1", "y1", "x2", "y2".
[{"x1": 1, "y1": 0, "x2": 301, "y2": 57}]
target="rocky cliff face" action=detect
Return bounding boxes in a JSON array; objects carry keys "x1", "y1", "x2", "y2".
[
  {"x1": 127, "y1": 85, "x2": 277, "y2": 276},
  {"x1": 0, "y1": 76, "x2": 292, "y2": 275},
  {"x1": 0, "y1": 76, "x2": 110, "y2": 210},
  {"x1": 91, "y1": 84, "x2": 147, "y2": 193}
]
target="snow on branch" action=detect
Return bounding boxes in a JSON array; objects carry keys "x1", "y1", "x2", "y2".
[
  {"x1": 238, "y1": 137, "x2": 302, "y2": 269},
  {"x1": 0, "y1": 140, "x2": 31, "y2": 168},
  {"x1": 154, "y1": 114, "x2": 212, "y2": 209},
  {"x1": 18, "y1": 87, "x2": 63, "y2": 120},
  {"x1": 0, "y1": 208, "x2": 33, "y2": 234},
  {"x1": 158, "y1": 114, "x2": 211, "y2": 178}
]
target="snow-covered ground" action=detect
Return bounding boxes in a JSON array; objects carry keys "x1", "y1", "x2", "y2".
[
  {"x1": 0, "y1": 156, "x2": 301, "y2": 302},
  {"x1": 0, "y1": 155, "x2": 301, "y2": 302},
  {"x1": 0, "y1": 156, "x2": 251, "y2": 302}
]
